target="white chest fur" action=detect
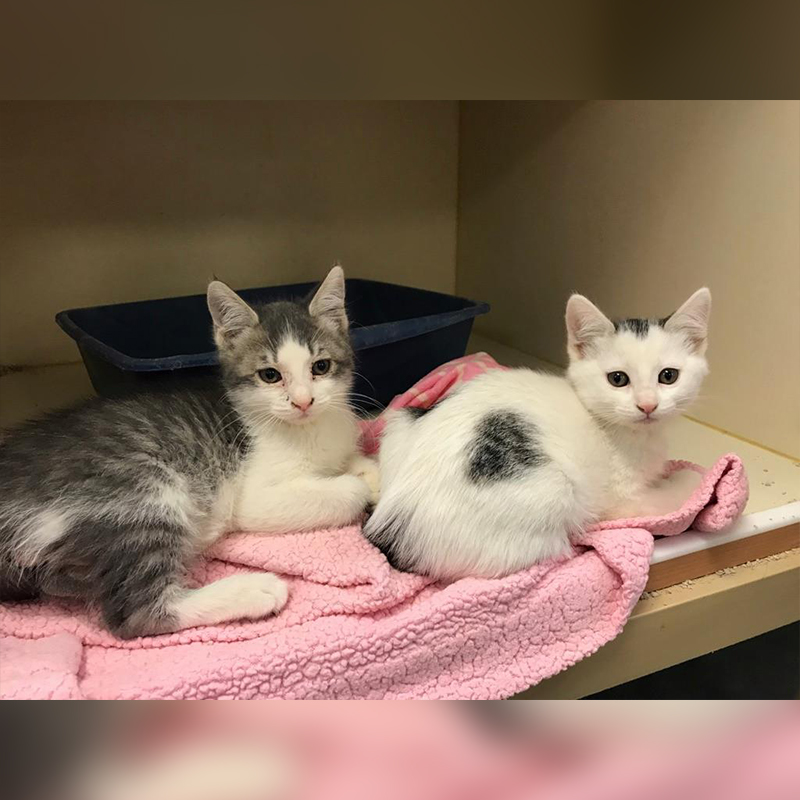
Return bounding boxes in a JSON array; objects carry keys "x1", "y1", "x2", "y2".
[
  {"x1": 243, "y1": 408, "x2": 357, "y2": 482},
  {"x1": 233, "y1": 407, "x2": 358, "y2": 505},
  {"x1": 601, "y1": 425, "x2": 668, "y2": 506}
]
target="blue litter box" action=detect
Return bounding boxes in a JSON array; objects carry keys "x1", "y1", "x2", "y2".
[{"x1": 56, "y1": 279, "x2": 490, "y2": 411}]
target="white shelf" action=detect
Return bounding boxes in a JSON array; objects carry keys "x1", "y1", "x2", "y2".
[{"x1": 650, "y1": 502, "x2": 800, "y2": 564}]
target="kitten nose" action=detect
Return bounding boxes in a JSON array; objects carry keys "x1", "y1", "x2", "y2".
[
  {"x1": 637, "y1": 402, "x2": 658, "y2": 415},
  {"x1": 292, "y1": 398, "x2": 314, "y2": 412}
]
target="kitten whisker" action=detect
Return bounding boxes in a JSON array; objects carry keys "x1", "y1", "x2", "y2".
[{"x1": 351, "y1": 370, "x2": 380, "y2": 397}]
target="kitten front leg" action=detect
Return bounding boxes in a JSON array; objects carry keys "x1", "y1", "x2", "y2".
[
  {"x1": 609, "y1": 469, "x2": 703, "y2": 519},
  {"x1": 235, "y1": 474, "x2": 371, "y2": 534},
  {"x1": 346, "y1": 454, "x2": 381, "y2": 506}
]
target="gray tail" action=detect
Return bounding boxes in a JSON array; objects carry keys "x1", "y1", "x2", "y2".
[{"x1": 363, "y1": 512, "x2": 414, "y2": 573}]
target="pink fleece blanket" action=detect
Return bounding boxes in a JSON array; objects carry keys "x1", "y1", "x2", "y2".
[{"x1": 0, "y1": 354, "x2": 748, "y2": 700}]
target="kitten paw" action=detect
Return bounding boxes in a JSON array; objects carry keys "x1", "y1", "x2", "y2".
[
  {"x1": 348, "y1": 456, "x2": 381, "y2": 505},
  {"x1": 216, "y1": 573, "x2": 289, "y2": 620},
  {"x1": 664, "y1": 468, "x2": 703, "y2": 493},
  {"x1": 172, "y1": 573, "x2": 289, "y2": 630}
]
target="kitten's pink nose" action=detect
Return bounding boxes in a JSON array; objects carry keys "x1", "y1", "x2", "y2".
[
  {"x1": 637, "y1": 402, "x2": 658, "y2": 415},
  {"x1": 292, "y1": 398, "x2": 314, "y2": 412}
]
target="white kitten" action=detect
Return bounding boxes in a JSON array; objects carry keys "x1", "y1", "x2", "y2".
[{"x1": 364, "y1": 289, "x2": 711, "y2": 580}]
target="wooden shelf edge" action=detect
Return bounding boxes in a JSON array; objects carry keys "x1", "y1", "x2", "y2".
[
  {"x1": 646, "y1": 523, "x2": 800, "y2": 591},
  {"x1": 513, "y1": 548, "x2": 800, "y2": 699}
]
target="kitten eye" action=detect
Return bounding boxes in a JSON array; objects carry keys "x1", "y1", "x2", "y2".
[
  {"x1": 607, "y1": 371, "x2": 630, "y2": 387},
  {"x1": 311, "y1": 359, "x2": 331, "y2": 376},
  {"x1": 658, "y1": 368, "x2": 679, "y2": 385},
  {"x1": 258, "y1": 368, "x2": 282, "y2": 384}
]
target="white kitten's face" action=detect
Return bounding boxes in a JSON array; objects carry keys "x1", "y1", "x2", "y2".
[{"x1": 566, "y1": 289, "x2": 711, "y2": 429}]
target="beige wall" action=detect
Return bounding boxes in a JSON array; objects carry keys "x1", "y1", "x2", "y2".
[
  {"x1": 457, "y1": 101, "x2": 800, "y2": 456},
  {"x1": 3, "y1": 101, "x2": 798, "y2": 454},
  {"x1": 0, "y1": 102, "x2": 458, "y2": 366}
]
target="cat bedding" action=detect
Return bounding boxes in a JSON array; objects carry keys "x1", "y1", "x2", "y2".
[{"x1": 0, "y1": 354, "x2": 748, "y2": 699}]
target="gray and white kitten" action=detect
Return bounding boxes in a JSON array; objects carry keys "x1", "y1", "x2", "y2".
[{"x1": 0, "y1": 266, "x2": 379, "y2": 638}]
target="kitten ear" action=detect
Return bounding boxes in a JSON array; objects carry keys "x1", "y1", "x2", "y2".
[
  {"x1": 566, "y1": 294, "x2": 614, "y2": 359},
  {"x1": 309, "y1": 264, "x2": 348, "y2": 332},
  {"x1": 207, "y1": 281, "x2": 258, "y2": 340},
  {"x1": 664, "y1": 288, "x2": 711, "y2": 353}
]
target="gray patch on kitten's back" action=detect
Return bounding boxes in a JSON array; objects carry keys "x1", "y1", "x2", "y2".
[{"x1": 467, "y1": 410, "x2": 546, "y2": 484}]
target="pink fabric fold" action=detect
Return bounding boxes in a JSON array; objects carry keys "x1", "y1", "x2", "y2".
[{"x1": 0, "y1": 354, "x2": 748, "y2": 700}]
